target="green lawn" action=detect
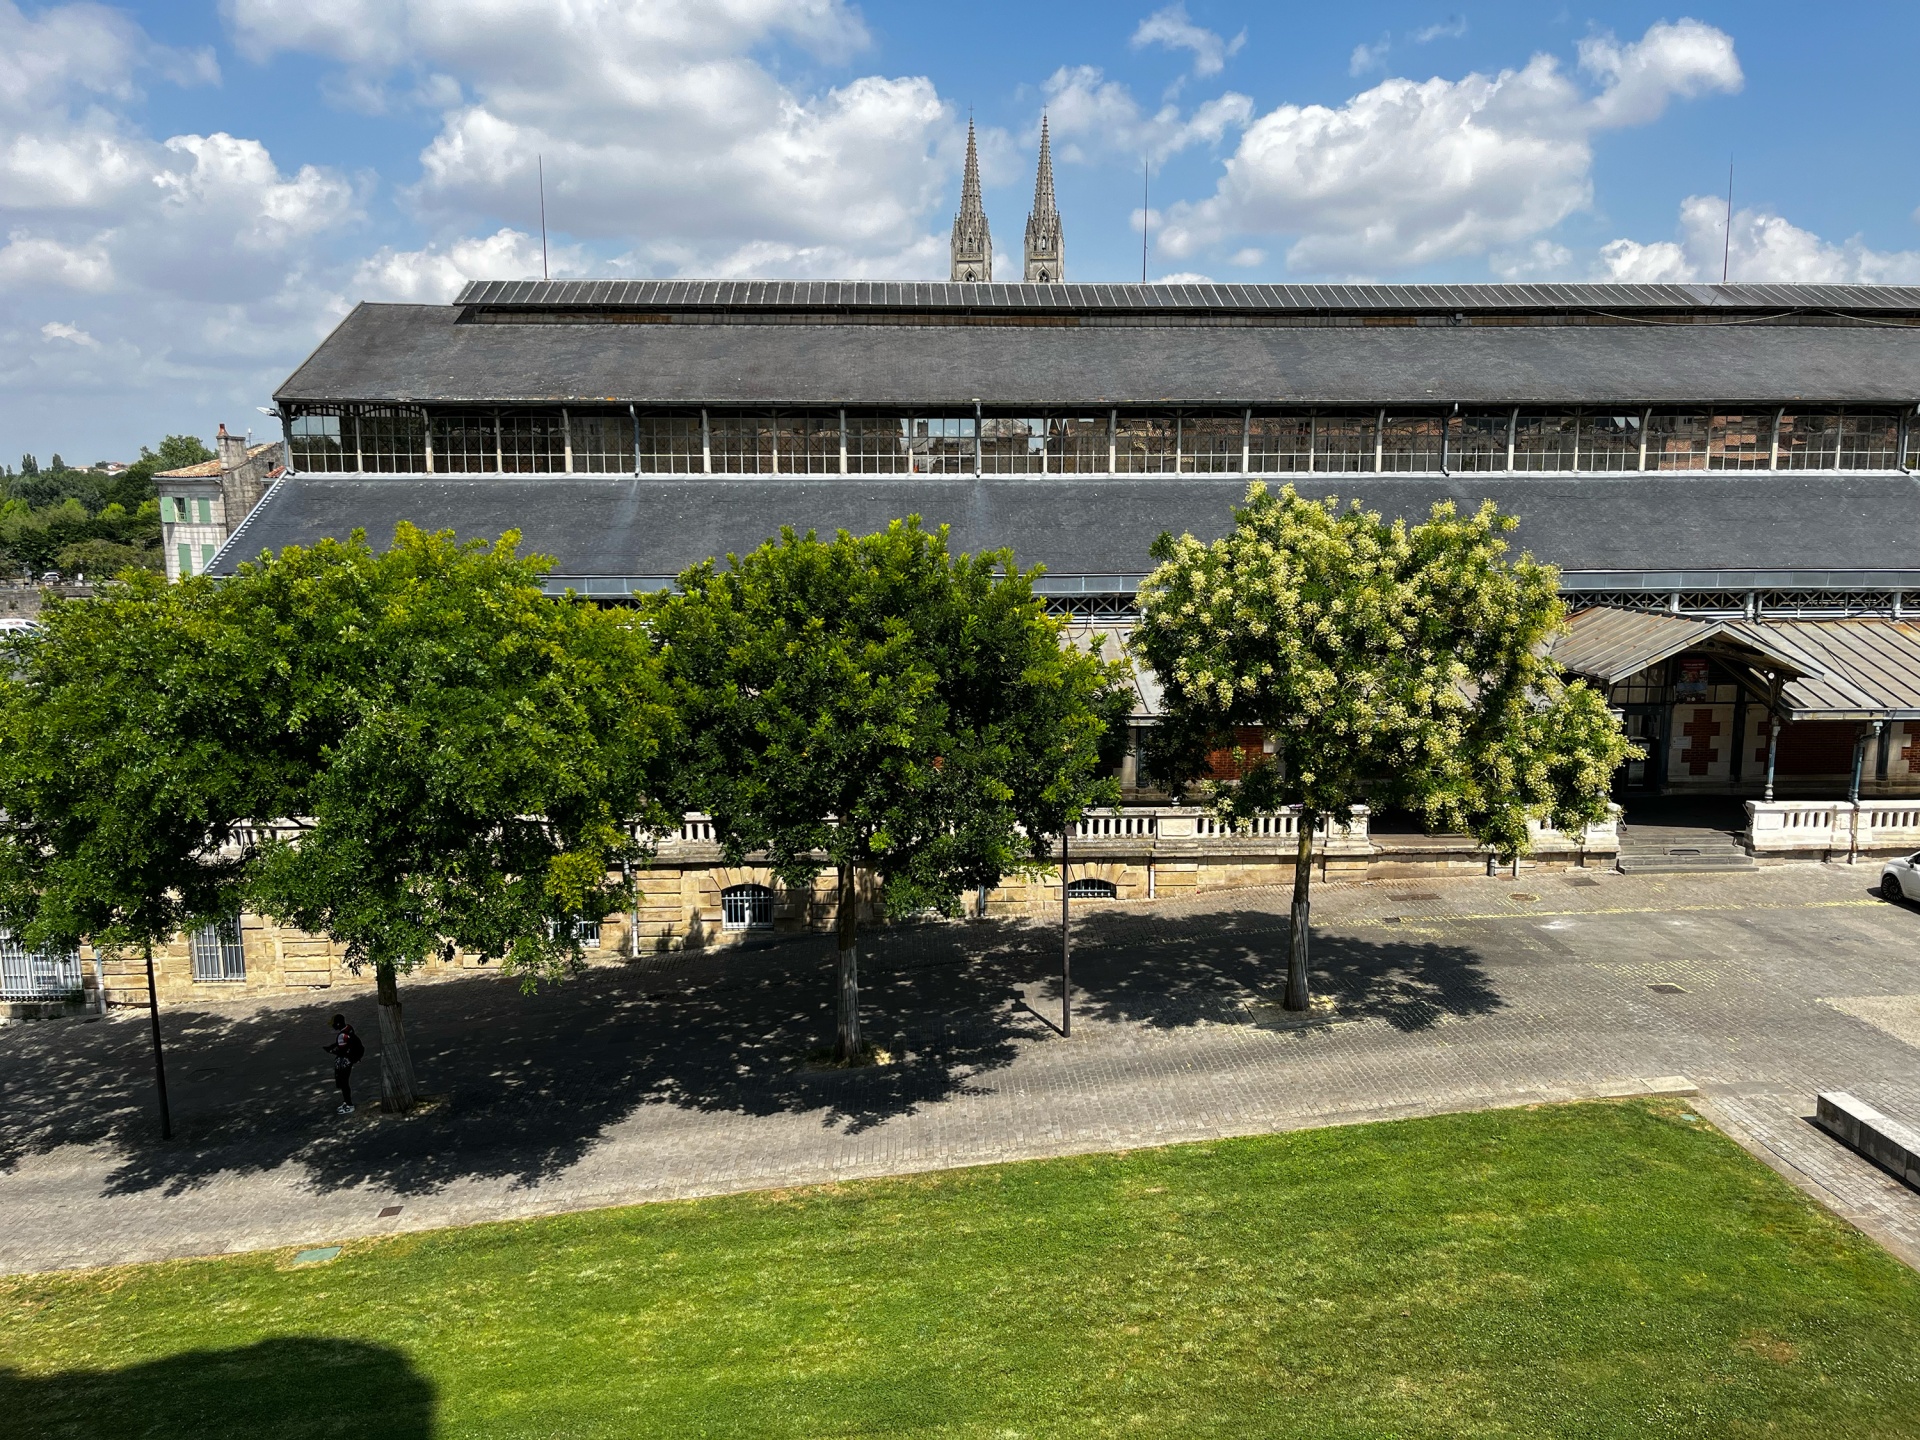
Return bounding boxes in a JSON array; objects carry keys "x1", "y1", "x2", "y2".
[{"x1": 4, "y1": 1099, "x2": 1919, "y2": 1439}]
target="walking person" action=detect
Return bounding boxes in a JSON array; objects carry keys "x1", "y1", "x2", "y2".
[{"x1": 324, "y1": 1013, "x2": 364, "y2": 1115}]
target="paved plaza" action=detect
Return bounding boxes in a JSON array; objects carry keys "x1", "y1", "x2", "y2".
[{"x1": 3, "y1": 864, "x2": 1919, "y2": 1274}]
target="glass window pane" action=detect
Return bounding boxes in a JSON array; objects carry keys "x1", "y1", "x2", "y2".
[
  {"x1": 981, "y1": 416, "x2": 1046, "y2": 474},
  {"x1": 356, "y1": 409, "x2": 427, "y2": 472},
  {"x1": 1777, "y1": 410, "x2": 1838, "y2": 470},
  {"x1": 1248, "y1": 414, "x2": 1312, "y2": 473},
  {"x1": 845, "y1": 415, "x2": 906, "y2": 473},
  {"x1": 905, "y1": 416, "x2": 975, "y2": 474},
  {"x1": 499, "y1": 411, "x2": 565, "y2": 473},
  {"x1": 1114, "y1": 414, "x2": 1175, "y2": 473},
  {"x1": 777, "y1": 414, "x2": 842, "y2": 475},
  {"x1": 1646, "y1": 411, "x2": 1709, "y2": 470},
  {"x1": 1313, "y1": 413, "x2": 1376, "y2": 472},
  {"x1": 430, "y1": 413, "x2": 498, "y2": 473},
  {"x1": 1449, "y1": 414, "x2": 1509, "y2": 472},
  {"x1": 709, "y1": 414, "x2": 775, "y2": 474},
  {"x1": 577, "y1": 413, "x2": 640, "y2": 472},
  {"x1": 289, "y1": 412, "x2": 346, "y2": 472},
  {"x1": 1379, "y1": 414, "x2": 1444, "y2": 472},
  {"x1": 1708, "y1": 411, "x2": 1770, "y2": 470},
  {"x1": 1579, "y1": 411, "x2": 1643, "y2": 471},
  {"x1": 1840, "y1": 410, "x2": 1900, "y2": 469},
  {"x1": 1047, "y1": 415, "x2": 1110, "y2": 473},
  {"x1": 1512, "y1": 412, "x2": 1577, "y2": 471},
  {"x1": 1180, "y1": 413, "x2": 1244, "y2": 473}
]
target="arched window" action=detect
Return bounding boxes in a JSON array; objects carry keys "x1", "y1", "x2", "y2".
[
  {"x1": 722, "y1": 883, "x2": 775, "y2": 931},
  {"x1": 1065, "y1": 877, "x2": 1117, "y2": 901}
]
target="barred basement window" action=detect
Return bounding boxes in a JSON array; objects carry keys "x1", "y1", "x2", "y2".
[
  {"x1": 1646, "y1": 411, "x2": 1709, "y2": 469},
  {"x1": 1578, "y1": 411, "x2": 1643, "y2": 471},
  {"x1": 1114, "y1": 414, "x2": 1176, "y2": 472},
  {"x1": 1312, "y1": 413, "x2": 1376, "y2": 472},
  {"x1": 1048, "y1": 415, "x2": 1110, "y2": 473},
  {"x1": 357, "y1": 409, "x2": 427, "y2": 472},
  {"x1": 1448, "y1": 413, "x2": 1510, "y2": 472},
  {"x1": 190, "y1": 917, "x2": 245, "y2": 982},
  {"x1": 289, "y1": 412, "x2": 347, "y2": 472},
  {"x1": 1065, "y1": 878, "x2": 1117, "y2": 901},
  {"x1": 845, "y1": 415, "x2": 907, "y2": 473},
  {"x1": 1378, "y1": 414, "x2": 1444, "y2": 472},
  {"x1": 574, "y1": 412, "x2": 638, "y2": 472},
  {"x1": 431, "y1": 413, "x2": 498, "y2": 473},
  {"x1": 1512, "y1": 411, "x2": 1578, "y2": 470},
  {"x1": 499, "y1": 411, "x2": 566, "y2": 472},
  {"x1": 547, "y1": 916, "x2": 602, "y2": 948},
  {"x1": 1180, "y1": 413, "x2": 1244, "y2": 473},
  {"x1": 1247, "y1": 414, "x2": 1312, "y2": 472},
  {"x1": 1707, "y1": 411, "x2": 1770, "y2": 470},
  {"x1": 0, "y1": 934, "x2": 81, "y2": 1001},
  {"x1": 981, "y1": 416, "x2": 1047, "y2": 473},
  {"x1": 721, "y1": 884, "x2": 774, "y2": 931}
]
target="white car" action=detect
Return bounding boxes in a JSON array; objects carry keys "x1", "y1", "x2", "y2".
[{"x1": 1880, "y1": 852, "x2": 1920, "y2": 902}]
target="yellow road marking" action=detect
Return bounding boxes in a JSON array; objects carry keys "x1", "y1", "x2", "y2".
[{"x1": 1352, "y1": 898, "x2": 1881, "y2": 926}]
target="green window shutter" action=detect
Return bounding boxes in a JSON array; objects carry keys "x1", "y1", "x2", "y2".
[
  {"x1": 199, "y1": 544, "x2": 216, "y2": 571},
  {"x1": 196, "y1": 497, "x2": 212, "y2": 523},
  {"x1": 176, "y1": 543, "x2": 193, "y2": 577}
]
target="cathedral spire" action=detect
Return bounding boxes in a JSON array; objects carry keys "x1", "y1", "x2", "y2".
[
  {"x1": 950, "y1": 118, "x2": 992, "y2": 282},
  {"x1": 1023, "y1": 115, "x2": 1063, "y2": 283}
]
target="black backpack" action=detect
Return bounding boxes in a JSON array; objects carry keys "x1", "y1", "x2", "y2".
[{"x1": 344, "y1": 1028, "x2": 366, "y2": 1064}]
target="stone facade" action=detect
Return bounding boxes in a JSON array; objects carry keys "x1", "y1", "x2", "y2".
[
  {"x1": 1023, "y1": 116, "x2": 1063, "y2": 282},
  {"x1": 156, "y1": 426, "x2": 284, "y2": 581},
  {"x1": 949, "y1": 120, "x2": 992, "y2": 282}
]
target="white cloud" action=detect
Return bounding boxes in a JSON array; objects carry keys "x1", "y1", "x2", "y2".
[
  {"x1": 351, "y1": 228, "x2": 568, "y2": 303},
  {"x1": 1349, "y1": 38, "x2": 1390, "y2": 76},
  {"x1": 40, "y1": 319, "x2": 97, "y2": 347},
  {"x1": 1131, "y1": 4, "x2": 1246, "y2": 78},
  {"x1": 1152, "y1": 271, "x2": 1214, "y2": 284},
  {"x1": 1599, "y1": 196, "x2": 1920, "y2": 284},
  {"x1": 1490, "y1": 238, "x2": 1574, "y2": 281},
  {"x1": 1042, "y1": 65, "x2": 1253, "y2": 164},
  {"x1": 1156, "y1": 19, "x2": 1743, "y2": 272},
  {"x1": 222, "y1": 0, "x2": 950, "y2": 273},
  {"x1": 1412, "y1": 17, "x2": 1467, "y2": 44}
]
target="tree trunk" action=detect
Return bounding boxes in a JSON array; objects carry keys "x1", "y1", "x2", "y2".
[
  {"x1": 144, "y1": 940, "x2": 172, "y2": 1140},
  {"x1": 1286, "y1": 811, "x2": 1315, "y2": 1011},
  {"x1": 375, "y1": 961, "x2": 419, "y2": 1112},
  {"x1": 835, "y1": 862, "x2": 861, "y2": 1062}
]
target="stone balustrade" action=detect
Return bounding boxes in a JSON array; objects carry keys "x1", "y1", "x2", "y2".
[{"x1": 1745, "y1": 800, "x2": 1920, "y2": 861}]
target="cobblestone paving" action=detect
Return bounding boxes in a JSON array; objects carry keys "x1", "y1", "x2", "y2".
[{"x1": 2, "y1": 864, "x2": 1918, "y2": 1274}]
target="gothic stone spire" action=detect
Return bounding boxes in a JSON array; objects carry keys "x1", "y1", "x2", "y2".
[
  {"x1": 950, "y1": 119, "x2": 992, "y2": 282},
  {"x1": 1023, "y1": 114, "x2": 1063, "y2": 283}
]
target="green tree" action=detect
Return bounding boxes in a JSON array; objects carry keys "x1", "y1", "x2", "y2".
[
  {"x1": 0, "y1": 573, "x2": 283, "y2": 1137},
  {"x1": 231, "y1": 524, "x2": 674, "y2": 1111},
  {"x1": 646, "y1": 520, "x2": 1129, "y2": 1061},
  {"x1": 108, "y1": 435, "x2": 214, "y2": 513},
  {"x1": 1134, "y1": 484, "x2": 1631, "y2": 1011}
]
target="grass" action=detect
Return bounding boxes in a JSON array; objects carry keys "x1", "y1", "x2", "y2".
[{"x1": 4, "y1": 1099, "x2": 1919, "y2": 1438}]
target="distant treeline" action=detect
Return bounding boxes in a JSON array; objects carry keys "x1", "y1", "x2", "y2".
[{"x1": 0, "y1": 435, "x2": 214, "y2": 579}]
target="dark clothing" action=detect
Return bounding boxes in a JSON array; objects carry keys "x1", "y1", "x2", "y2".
[
  {"x1": 325, "y1": 1024, "x2": 362, "y2": 1107},
  {"x1": 334, "y1": 1065, "x2": 353, "y2": 1105}
]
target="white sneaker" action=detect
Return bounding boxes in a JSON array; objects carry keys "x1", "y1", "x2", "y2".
[{"x1": 337, "y1": 1103, "x2": 355, "y2": 1115}]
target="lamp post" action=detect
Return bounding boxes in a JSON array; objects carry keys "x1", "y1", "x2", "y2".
[{"x1": 1059, "y1": 826, "x2": 1071, "y2": 1038}]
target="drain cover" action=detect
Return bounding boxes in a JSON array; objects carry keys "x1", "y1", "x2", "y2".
[
  {"x1": 1648, "y1": 982, "x2": 1687, "y2": 995},
  {"x1": 378, "y1": 1205, "x2": 403, "y2": 1218}
]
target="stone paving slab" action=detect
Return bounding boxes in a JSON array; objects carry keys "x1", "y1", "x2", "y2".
[{"x1": 2, "y1": 864, "x2": 1918, "y2": 1274}]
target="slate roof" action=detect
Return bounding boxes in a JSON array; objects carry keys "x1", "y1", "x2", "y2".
[
  {"x1": 212, "y1": 471, "x2": 1920, "y2": 595},
  {"x1": 454, "y1": 279, "x2": 1920, "y2": 316},
  {"x1": 275, "y1": 303, "x2": 1920, "y2": 408}
]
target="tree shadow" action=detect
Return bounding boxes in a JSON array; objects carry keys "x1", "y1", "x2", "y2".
[
  {"x1": 0, "y1": 902, "x2": 1503, "y2": 1204},
  {"x1": 0, "y1": 1336, "x2": 435, "y2": 1440}
]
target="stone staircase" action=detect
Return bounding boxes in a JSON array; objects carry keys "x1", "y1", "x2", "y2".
[{"x1": 1616, "y1": 822, "x2": 1757, "y2": 874}]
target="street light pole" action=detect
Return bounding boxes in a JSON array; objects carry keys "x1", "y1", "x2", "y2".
[{"x1": 1060, "y1": 826, "x2": 1071, "y2": 1038}]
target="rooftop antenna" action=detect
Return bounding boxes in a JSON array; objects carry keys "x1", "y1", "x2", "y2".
[
  {"x1": 1141, "y1": 157, "x2": 1150, "y2": 284},
  {"x1": 538, "y1": 154, "x2": 550, "y2": 281},
  {"x1": 1721, "y1": 157, "x2": 1733, "y2": 285}
]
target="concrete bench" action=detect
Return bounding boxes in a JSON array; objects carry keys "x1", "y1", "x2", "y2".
[{"x1": 1815, "y1": 1092, "x2": 1920, "y2": 1190}]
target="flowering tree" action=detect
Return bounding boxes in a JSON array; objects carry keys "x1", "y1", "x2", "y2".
[{"x1": 1133, "y1": 483, "x2": 1631, "y2": 1010}]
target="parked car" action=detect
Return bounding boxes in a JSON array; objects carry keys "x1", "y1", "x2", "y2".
[{"x1": 1879, "y1": 852, "x2": 1920, "y2": 902}]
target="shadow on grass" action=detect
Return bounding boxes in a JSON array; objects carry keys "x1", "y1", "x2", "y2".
[
  {"x1": 0, "y1": 903, "x2": 1499, "y2": 1202},
  {"x1": 0, "y1": 1336, "x2": 435, "y2": 1440}
]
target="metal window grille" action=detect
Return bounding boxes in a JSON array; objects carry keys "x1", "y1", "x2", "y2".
[
  {"x1": 575, "y1": 413, "x2": 642, "y2": 472},
  {"x1": 548, "y1": 917, "x2": 602, "y2": 948},
  {"x1": 777, "y1": 414, "x2": 842, "y2": 474},
  {"x1": 1178, "y1": 413, "x2": 1244, "y2": 473},
  {"x1": 1645, "y1": 411, "x2": 1710, "y2": 470},
  {"x1": 905, "y1": 416, "x2": 976, "y2": 474},
  {"x1": 288, "y1": 411, "x2": 348, "y2": 472},
  {"x1": 980, "y1": 416, "x2": 1047, "y2": 473},
  {"x1": 1246, "y1": 414, "x2": 1312, "y2": 472},
  {"x1": 1113, "y1": 414, "x2": 1176, "y2": 472},
  {"x1": 1378, "y1": 414, "x2": 1445, "y2": 472},
  {"x1": 0, "y1": 934, "x2": 82, "y2": 1001},
  {"x1": 1311, "y1": 413, "x2": 1376, "y2": 472},
  {"x1": 498, "y1": 411, "x2": 566, "y2": 472},
  {"x1": 1839, "y1": 410, "x2": 1901, "y2": 469},
  {"x1": 845, "y1": 415, "x2": 908, "y2": 473},
  {"x1": 1065, "y1": 878, "x2": 1118, "y2": 901},
  {"x1": 356, "y1": 408, "x2": 428, "y2": 472},
  {"x1": 708, "y1": 414, "x2": 777, "y2": 473},
  {"x1": 189, "y1": 918, "x2": 246, "y2": 982},
  {"x1": 430, "y1": 413, "x2": 498, "y2": 473},
  {"x1": 1046, "y1": 416, "x2": 1110, "y2": 473},
  {"x1": 1511, "y1": 411, "x2": 1579, "y2": 470},
  {"x1": 1707, "y1": 412, "x2": 1771, "y2": 470},
  {"x1": 721, "y1": 884, "x2": 774, "y2": 931},
  {"x1": 1576, "y1": 412, "x2": 1643, "y2": 471},
  {"x1": 1448, "y1": 414, "x2": 1510, "y2": 472}
]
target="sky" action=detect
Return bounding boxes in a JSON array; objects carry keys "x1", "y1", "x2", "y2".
[{"x1": 5, "y1": 0, "x2": 1920, "y2": 460}]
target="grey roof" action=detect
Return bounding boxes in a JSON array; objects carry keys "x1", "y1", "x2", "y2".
[
  {"x1": 1555, "y1": 607, "x2": 1920, "y2": 717},
  {"x1": 454, "y1": 278, "x2": 1920, "y2": 316},
  {"x1": 276, "y1": 302, "x2": 1920, "y2": 408},
  {"x1": 213, "y1": 471, "x2": 1920, "y2": 595}
]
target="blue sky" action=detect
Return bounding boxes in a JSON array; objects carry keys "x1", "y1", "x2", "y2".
[{"x1": 5, "y1": 0, "x2": 1919, "y2": 458}]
